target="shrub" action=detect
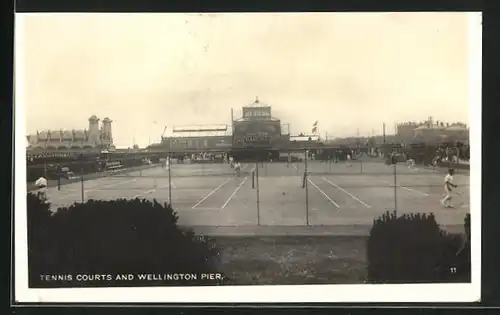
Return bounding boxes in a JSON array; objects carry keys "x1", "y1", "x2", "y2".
[
  {"x1": 464, "y1": 213, "x2": 471, "y2": 242},
  {"x1": 27, "y1": 193, "x2": 54, "y2": 280},
  {"x1": 451, "y1": 213, "x2": 471, "y2": 282},
  {"x1": 28, "y1": 197, "x2": 226, "y2": 287},
  {"x1": 367, "y1": 211, "x2": 471, "y2": 283}
]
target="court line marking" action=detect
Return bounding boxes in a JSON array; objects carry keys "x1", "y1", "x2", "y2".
[
  {"x1": 377, "y1": 179, "x2": 430, "y2": 197},
  {"x1": 131, "y1": 181, "x2": 173, "y2": 199},
  {"x1": 399, "y1": 185, "x2": 430, "y2": 196},
  {"x1": 307, "y1": 178, "x2": 340, "y2": 209},
  {"x1": 221, "y1": 177, "x2": 248, "y2": 209},
  {"x1": 131, "y1": 174, "x2": 187, "y2": 198},
  {"x1": 55, "y1": 167, "x2": 174, "y2": 201},
  {"x1": 321, "y1": 177, "x2": 371, "y2": 208},
  {"x1": 58, "y1": 178, "x2": 138, "y2": 200},
  {"x1": 132, "y1": 188, "x2": 156, "y2": 199},
  {"x1": 152, "y1": 176, "x2": 177, "y2": 189},
  {"x1": 173, "y1": 164, "x2": 248, "y2": 176},
  {"x1": 191, "y1": 178, "x2": 231, "y2": 209},
  {"x1": 132, "y1": 171, "x2": 195, "y2": 198}
]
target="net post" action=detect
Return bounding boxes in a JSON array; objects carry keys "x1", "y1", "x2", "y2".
[
  {"x1": 255, "y1": 161, "x2": 260, "y2": 226},
  {"x1": 393, "y1": 161, "x2": 397, "y2": 215},
  {"x1": 58, "y1": 176, "x2": 61, "y2": 191},
  {"x1": 81, "y1": 175, "x2": 84, "y2": 204},
  {"x1": 168, "y1": 155, "x2": 172, "y2": 207},
  {"x1": 304, "y1": 149, "x2": 309, "y2": 226},
  {"x1": 252, "y1": 171, "x2": 255, "y2": 189},
  {"x1": 360, "y1": 160, "x2": 363, "y2": 173}
]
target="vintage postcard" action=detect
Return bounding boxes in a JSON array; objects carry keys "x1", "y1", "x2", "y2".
[{"x1": 14, "y1": 12, "x2": 481, "y2": 303}]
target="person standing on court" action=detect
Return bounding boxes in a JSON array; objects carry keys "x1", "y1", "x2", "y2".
[
  {"x1": 406, "y1": 155, "x2": 415, "y2": 169},
  {"x1": 234, "y1": 161, "x2": 241, "y2": 177},
  {"x1": 346, "y1": 151, "x2": 352, "y2": 167},
  {"x1": 441, "y1": 168, "x2": 458, "y2": 208}
]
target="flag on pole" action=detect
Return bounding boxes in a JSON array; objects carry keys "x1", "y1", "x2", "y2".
[{"x1": 312, "y1": 121, "x2": 318, "y2": 134}]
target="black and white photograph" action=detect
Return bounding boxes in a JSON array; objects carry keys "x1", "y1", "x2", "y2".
[{"x1": 14, "y1": 12, "x2": 481, "y2": 303}]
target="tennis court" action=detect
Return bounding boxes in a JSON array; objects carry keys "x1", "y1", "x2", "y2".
[{"x1": 41, "y1": 159, "x2": 470, "y2": 235}]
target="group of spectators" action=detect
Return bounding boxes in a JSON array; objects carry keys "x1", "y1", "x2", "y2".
[{"x1": 400, "y1": 144, "x2": 470, "y2": 167}]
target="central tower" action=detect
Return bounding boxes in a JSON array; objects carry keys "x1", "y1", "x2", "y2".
[{"x1": 231, "y1": 98, "x2": 282, "y2": 161}]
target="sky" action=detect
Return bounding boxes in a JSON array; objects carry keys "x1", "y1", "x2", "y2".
[{"x1": 19, "y1": 12, "x2": 476, "y2": 148}]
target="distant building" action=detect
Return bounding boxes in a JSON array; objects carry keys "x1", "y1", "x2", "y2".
[
  {"x1": 397, "y1": 117, "x2": 469, "y2": 144},
  {"x1": 396, "y1": 121, "x2": 420, "y2": 140},
  {"x1": 290, "y1": 135, "x2": 320, "y2": 143},
  {"x1": 232, "y1": 98, "x2": 285, "y2": 149},
  {"x1": 26, "y1": 115, "x2": 115, "y2": 151},
  {"x1": 155, "y1": 98, "x2": 290, "y2": 153},
  {"x1": 158, "y1": 124, "x2": 233, "y2": 151}
]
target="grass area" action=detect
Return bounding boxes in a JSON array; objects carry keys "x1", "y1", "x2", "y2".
[{"x1": 214, "y1": 236, "x2": 367, "y2": 285}]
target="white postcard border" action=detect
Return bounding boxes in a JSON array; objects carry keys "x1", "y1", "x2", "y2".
[{"x1": 14, "y1": 12, "x2": 482, "y2": 304}]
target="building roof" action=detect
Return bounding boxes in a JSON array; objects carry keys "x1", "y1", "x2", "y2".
[
  {"x1": 290, "y1": 135, "x2": 320, "y2": 142},
  {"x1": 445, "y1": 125, "x2": 468, "y2": 131},
  {"x1": 173, "y1": 124, "x2": 228, "y2": 133},
  {"x1": 169, "y1": 125, "x2": 231, "y2": 137},
  {"x1": 413, "y1": 124, "x2": 444, "y2": 131},
  {"x1": 242, "y1": 97, "x2": 271, "y2": 108},
  {"x1": 234, "y1": 116, "x2": 280, "y2": 122}
]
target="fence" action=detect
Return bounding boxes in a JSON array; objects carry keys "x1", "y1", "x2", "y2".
[{"x1": 45, "y1": 153, "x2": 470, "y2": 227}]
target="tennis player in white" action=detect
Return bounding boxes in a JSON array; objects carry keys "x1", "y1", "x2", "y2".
[
  {"x1": 234, "y1": 161, "x2": 241, "y2": 177},
  {"x1": 35, "y1": 176, "x2": 48, "y2": 202},
  {"x1": 406, "y1": 156, "x2": 415, "y2": 169},
  {"x1": 441, "y1": 168, "x2": 457, "y2": 208},
  {"x1": 346, "y1": 152, "x2": 352, "y2": 168}
]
